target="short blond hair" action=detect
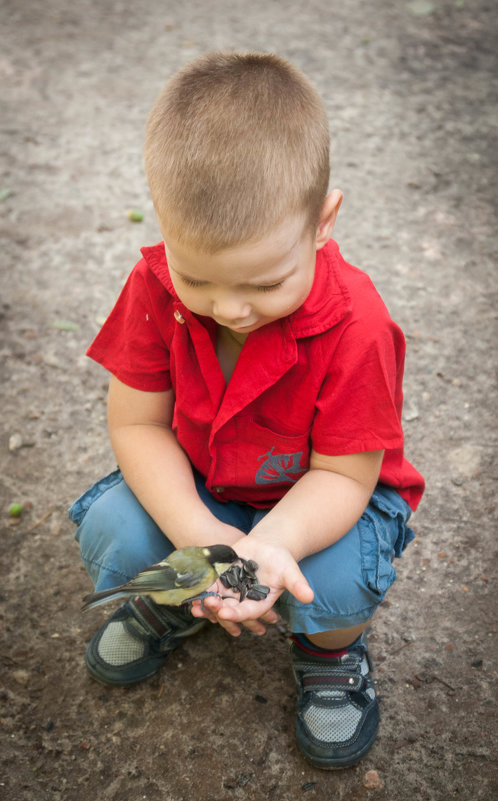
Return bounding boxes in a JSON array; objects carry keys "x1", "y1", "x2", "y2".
[{"x1": 145, "y1": 52, "x2": 330, "y2": 252}]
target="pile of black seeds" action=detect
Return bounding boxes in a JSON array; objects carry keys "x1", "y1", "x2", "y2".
[{"x1": 219, "y1": 559, "x2": 270, "y2": 601}]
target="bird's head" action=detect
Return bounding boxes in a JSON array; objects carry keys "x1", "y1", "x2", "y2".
[{"x1": 203, "y1": 545, "x2": 239, "y2": 575}]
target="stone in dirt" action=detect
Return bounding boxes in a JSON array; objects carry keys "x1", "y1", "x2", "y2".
[{"x1": 363, "y1": 769, "x2": 384, "y2": 790}]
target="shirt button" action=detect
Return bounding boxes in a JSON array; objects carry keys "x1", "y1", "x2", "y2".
[
  {"x1": 174, "y1": 310, "x2": 185, "y2": 324},
  {"x1": 213, "y1": 486, "x2": 225, "y2": 493}
]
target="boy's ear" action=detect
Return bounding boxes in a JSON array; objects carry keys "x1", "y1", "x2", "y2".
[{"x1": 315, "y1": 190, "x2": 343, "y2": 250}]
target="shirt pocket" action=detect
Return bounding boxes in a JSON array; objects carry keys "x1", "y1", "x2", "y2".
[{"x1": 237, "y1": 419, "x2": 312, "y2": 489}]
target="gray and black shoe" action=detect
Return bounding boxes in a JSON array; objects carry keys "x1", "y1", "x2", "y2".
[
  {"x1": 85, "y1": 596, "x2": 206, "y2": 686},
  {"x1": 291, "y1": 633, "x2": 379, "y2": 769}
]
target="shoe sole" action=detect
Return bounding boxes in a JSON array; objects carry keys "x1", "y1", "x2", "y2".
[
  {"x1": 84, "y1": 619, "x2": 207, "y2": 687},
  {"x1": 296, "y1": 717, "x2": 379, "y2": 770},
  {"x1": 85, "y1": 647, "x2": 169, "y2": 686}
]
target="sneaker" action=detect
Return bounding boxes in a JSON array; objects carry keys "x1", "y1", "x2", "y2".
[
  {"x1": 290, "y1": 633, "x2": 379, "y2": 769},
  {"x1": 85, "y1": 596, "x2": 206, "y2": 686}
]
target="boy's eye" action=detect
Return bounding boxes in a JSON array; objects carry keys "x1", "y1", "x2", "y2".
[
  {"x1": 180, "y1": 276, "x2": 283, "y2": 291},
  {"x1": 181, "y1": 277, "x2": 205, "y2": 288},
  {"x1": 256, "y1": 281, "x2": 284, "y2": 292}
]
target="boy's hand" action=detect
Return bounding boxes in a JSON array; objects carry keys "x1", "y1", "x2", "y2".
[{"x1": 191, "y1": 538, "x2": 314, "y2": 637}]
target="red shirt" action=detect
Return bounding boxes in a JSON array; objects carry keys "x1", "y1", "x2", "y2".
[{"x1": 88, "y1": 240, "x2": 425, "y2": 510}]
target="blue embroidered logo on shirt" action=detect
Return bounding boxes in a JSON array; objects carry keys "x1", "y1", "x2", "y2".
[{"x1": 255, "y1": 447, "x2": 306, "y2": 485}]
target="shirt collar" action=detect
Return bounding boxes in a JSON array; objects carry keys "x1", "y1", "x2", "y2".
[
  {"x1": 289, "y1": 239, "x2": 351, "y2": 336},
  {"x1": 141, "y1": 238, "x2": 351, "y2": 338}
]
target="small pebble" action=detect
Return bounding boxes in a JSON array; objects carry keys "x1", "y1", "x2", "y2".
[
  {"x1": 363, "y1": 769, "x2": 384, "y2": 790},
  {"x1": 12, "y1": 669, "x2": 29, "y2": 686},
  {"x1": 403, "y1": 405, "x2": 419, "y2": 422},
  {"x1": 8, "y1": 433, "x2": 23, "y2": 452}
]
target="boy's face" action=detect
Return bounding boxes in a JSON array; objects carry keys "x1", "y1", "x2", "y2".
[{"x1": 161, "y1": 213, "x2": 322, "y2": 337}]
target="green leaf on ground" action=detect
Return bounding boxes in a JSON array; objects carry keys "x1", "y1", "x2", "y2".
[
  {"x1": 52, "y1": 319, "x2": 79, "y2": 331},
  {"x1": 408, "y1": 1, "x2": 435, "y2": 15},
  {"x1": 127, "y1": 209, "x2": 144, "y2": 222}
]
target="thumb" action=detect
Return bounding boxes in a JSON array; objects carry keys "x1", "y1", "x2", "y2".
[{"x1": 284, "y1": 565, "x2": 314, "y2": 604}]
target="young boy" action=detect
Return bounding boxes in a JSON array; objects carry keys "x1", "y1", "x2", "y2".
[{"x1": 69, "y1": 52, "x2": 424, "y2": 769}]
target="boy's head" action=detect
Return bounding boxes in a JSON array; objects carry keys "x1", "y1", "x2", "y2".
[{"x1": 144, "y1": 51, "x2": 331, "y2": 253}]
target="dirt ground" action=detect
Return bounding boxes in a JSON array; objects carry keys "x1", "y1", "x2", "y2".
[{"x1": 1, "y1": 1, "x2": 496, "y2": 799}]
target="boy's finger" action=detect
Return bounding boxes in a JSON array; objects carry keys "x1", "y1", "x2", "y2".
[
  {"x1": 289, "y1": 577, "x2": 314, "y2": 604},
  {"x1": 242, "y1": 619, "x2": 267, "y2": 635},
  {"x1": 218, "y1": 619, "x2": 242, "y2": 637},
  {"x1": 218, "y1": 606, "x2": 272, "y2": 634},
  {"x1": 261, "y1": 609, "x2": 280, "y2": 624},
  {"x1": 190, "y1": 602, "x2": 218, "y2": 623},
  {"x1": 217, "y1": 597, "x2": 273, "y2": 622},
  {"x1": 199, "y1": 594, "x2": 223, "y2": 612},
  {"x1": 284, "y1": 566, "x2": 314, "y2": 604}
]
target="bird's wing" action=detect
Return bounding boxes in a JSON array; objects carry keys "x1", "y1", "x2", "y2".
[
  {"x1": 127, "y1": 561, "x2": 208, "y2": 592},
  {"x1": 81, "y1": 589, "x2": 129, "y2": 612}
]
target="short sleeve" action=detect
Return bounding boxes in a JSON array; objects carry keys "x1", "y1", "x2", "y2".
[
  {"x1": 87, "y1": 258, "x2": 173, "y2": 391},
  {"x1": 311, "y1": 308, "x2": 406, "y2": 456}
]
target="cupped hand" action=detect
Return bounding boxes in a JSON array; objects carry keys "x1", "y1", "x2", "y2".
[{"x1": 190, "y1": 537, "x2": 314, "y2": 637}]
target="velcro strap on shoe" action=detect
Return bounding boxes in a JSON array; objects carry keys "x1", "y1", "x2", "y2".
[
  {"x1": 303, "y1": 673, "x2": 364, "y2": 693},
  {"x1": 130, "y1": 597, "x2": 172, "y2": 637},
  {"x1": 129, "y1": 596, "x2": 194, "y2": 639}
]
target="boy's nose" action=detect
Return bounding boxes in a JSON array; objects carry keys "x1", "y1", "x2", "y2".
[{"x1": 212, "y1": 293, "x2": 251, "y2": 324}]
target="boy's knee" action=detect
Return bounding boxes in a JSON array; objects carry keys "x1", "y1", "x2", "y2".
[
  {"x1": 307, "y1": 556, "x2": 375, "y2": 624},
  {"x1": 71, "y1": 472, "x2": 173, "y2": 590},
  {"x1": 281, "y1": 495, "x2": 414, "y2": 633},
  {"x1": 77, "y1": 480, "x2": 143, "y2": 546}
]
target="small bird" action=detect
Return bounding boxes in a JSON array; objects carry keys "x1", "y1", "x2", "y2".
[{"x1": 81, "y1": 544, "x2": 240, "y2": 612}]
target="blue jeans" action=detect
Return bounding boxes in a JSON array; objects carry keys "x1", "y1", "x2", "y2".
[{"x1": 69, "y1": 469, "x2": 415, "y2": 635}]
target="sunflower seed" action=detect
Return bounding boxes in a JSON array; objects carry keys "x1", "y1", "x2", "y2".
[
  {"x1": 220, "y1": 561, "x2": 268, "y2": 601},
  {"x1": 219, "y1": 573, "x2": 232, "y2": 589},
  {"x1": 228, "y1": 572, "x2": 241, "y2": 588},
  {"x1": 252, "y1": 584, "x2": 270, "y2": 595},
  {"x1": 246, "y1": 588, "x2": 267, "y2": 600}
]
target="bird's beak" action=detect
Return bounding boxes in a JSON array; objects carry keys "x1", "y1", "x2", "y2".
[{"x1": 214, "y1": 560, "x2": 236, "y2": 576}]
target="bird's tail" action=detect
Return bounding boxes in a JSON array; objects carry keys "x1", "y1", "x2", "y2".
[{"x1": 81, "y1": 587, "x2": 130, "y2": 612}]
